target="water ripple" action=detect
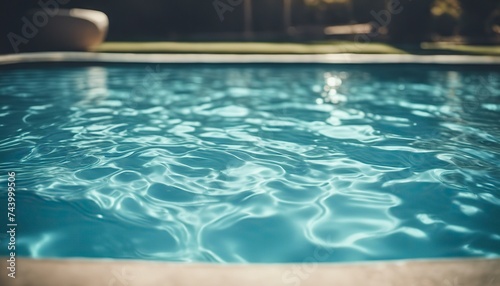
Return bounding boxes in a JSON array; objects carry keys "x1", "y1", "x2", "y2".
[{"x1": 0, "y1": 64, "x2": 499, "y2": 263}]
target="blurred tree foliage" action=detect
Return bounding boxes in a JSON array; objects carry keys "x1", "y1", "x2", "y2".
[
  {"x1": 304, "y1": 0, "x2": 353, "y2": 25},
  {"x1": 430, "y1": 0, "x2": 461, "y2": 36},
  {"x1": 1, "y1": 0, "x2": 498, "y2": 46},
  {"x1": 457, "y1": 0, "x2": 499, "y2": 37},
  {"x1": 351, "y1": 0, "x2": 385, "y2": 23},
  {"x1": 385, "y1": 0, "x2": 434, "y2": 43}
]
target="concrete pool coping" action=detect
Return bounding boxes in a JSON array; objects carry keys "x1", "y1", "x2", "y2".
[
  {"x1": 1, "y1": 257, "x2": 499, "y2": 286},
  {"x1": 0, "y1": 52, "x2": 500, "y2": 65}
]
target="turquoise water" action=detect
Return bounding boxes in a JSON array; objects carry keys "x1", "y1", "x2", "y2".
[{"x1": 0, "y1": 64, "x2": 499, "y2": 263}]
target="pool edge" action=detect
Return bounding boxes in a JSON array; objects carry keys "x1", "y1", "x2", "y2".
[
  {"x1": 1, "y1": 257, "x2": 498, "y2": 285},
  {"x1": 0, "y1": 52, "x2": 500, "y2": 65}
]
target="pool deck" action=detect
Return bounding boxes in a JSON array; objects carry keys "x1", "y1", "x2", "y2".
[
  {"x1": 0, "y1": 52, "x2": 500, "y2": 65},
  {"x1": 1, "y1": 257, "x2": 499, "y2": 286}
]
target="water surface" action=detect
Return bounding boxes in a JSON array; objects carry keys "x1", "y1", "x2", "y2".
[{"x1": 0, "y1": 64, "x2": 499, "y2": 263}]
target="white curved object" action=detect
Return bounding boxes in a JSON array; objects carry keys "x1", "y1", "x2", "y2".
[{"x1": 27, "y1": 9, "x2": 108, "y2": 51}]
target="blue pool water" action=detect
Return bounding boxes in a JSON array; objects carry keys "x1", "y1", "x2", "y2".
[{"x1": 0, "y1": 63, "x2": 499, "y2": 263}]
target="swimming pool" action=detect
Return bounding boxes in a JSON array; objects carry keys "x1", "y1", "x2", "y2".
[{"x1": 0, "y1": 62, "x2": 499, "y2": 263}]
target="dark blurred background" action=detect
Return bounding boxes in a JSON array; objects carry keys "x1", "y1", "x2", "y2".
[{"x1": 1, "y1": 0, "x2": 499, "y2": 53}]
